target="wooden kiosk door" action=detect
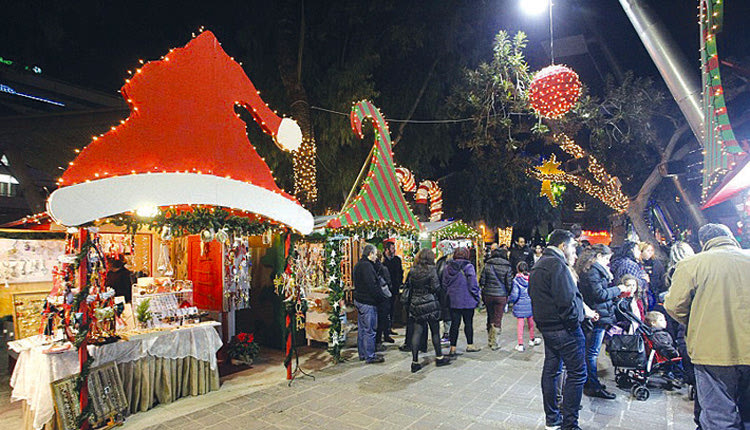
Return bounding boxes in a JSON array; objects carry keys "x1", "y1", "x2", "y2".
[{"x1": 187, "y1": 236, "x2": 223, "y2": 311}]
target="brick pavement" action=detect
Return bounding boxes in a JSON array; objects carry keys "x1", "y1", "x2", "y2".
[{"x1": 137, "y1": 311, "x2": 696, "y2": 430}]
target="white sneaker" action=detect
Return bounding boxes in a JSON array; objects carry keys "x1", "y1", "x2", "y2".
[
  {"x1": 531, "y1": 337, "x2": 542, "y2": 346},
  {"x1": 544, "y1": 425, "x2": 561, "y2": 430},
  {"x1": 514, "y1": 344, "x2": 525, "y2": 352}
]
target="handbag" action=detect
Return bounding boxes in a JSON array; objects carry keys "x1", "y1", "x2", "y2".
[
  {"x1": 400, "y1": 285, "x2": 412, "y2": 305},
  {"x1": 609, "y1": 334, "x2": 647, "y2": 368}
]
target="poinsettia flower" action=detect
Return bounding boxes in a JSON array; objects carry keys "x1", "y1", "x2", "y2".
[{"x1": 247, "y1": 333, "x2": 254, "y2": 343}]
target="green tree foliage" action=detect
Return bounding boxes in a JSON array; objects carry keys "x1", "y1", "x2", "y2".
[
  {"x1": 446, "y1": 29, "x2": 690, "y2": 232},
  {"x1": 446, "y1": 31, "x2": 559, "y2": 228}
]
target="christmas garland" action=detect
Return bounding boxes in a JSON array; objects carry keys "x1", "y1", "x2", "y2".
[
  {"x1": 432, "y1": 220, "x2": 481, "y2": 241},
  {"x1": 325, "y1": 223, "x2": 418, "y2": 245},
  {"x1": 324, "y1": 237, "x2": 346, "y2": 362},
  {"x1": 67, "y1": 234, "x2": 104, "y2": 428},
  {"x1": 110, "y1": 207, "x2": 280, "y2": 237}
]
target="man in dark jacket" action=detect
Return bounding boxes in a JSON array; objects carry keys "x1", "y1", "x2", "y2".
[
  {"x1": 353, "y1": 244, "x2": 385, "y2": 364},
  {"x1": 382, "y1": 241, "x2": 403, "y2": 333},
  {"x1": 509, "y1": 236, "x2": 532, "y2": 274},
  {"x1": 529, "y1": 229, "x2": 586, "y2": 430}
]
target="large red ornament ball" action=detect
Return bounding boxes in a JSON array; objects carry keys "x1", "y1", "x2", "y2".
[{"x1": 528, "y1": 65, "x2": 582, "y2": 119}]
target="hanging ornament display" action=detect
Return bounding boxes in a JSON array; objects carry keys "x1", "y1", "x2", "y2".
[
  {"x1": 200, "y1": 228, "x2": 215, "y2": 243},
  {"x1": 528, "y1": 64, "x2": 582, "y2": 119}
]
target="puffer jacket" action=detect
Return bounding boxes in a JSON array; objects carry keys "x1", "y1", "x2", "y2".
[
  {"x1": 480, "y1": 256, "x2": 512, "y2": 297},
  {"x1": 406, "y1": 265, "x2": 442, "y2": 322},
  {"x1": 579, "y1": 262, "x2": 621, "y2": 327},
  {"x1": 509, "y1": 273, "x2": 532, "y2": 318},
  {"x1": 665, "y1": 236, "x2": 750, "y2": 366},
  {"x1": 442, "y1": 259, "x2": 480, "y2": 309}
]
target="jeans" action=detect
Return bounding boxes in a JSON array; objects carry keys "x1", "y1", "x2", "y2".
[
  {"x1": 355, "y1": 301, "x2": 378, "y2": 361},
  {"x1": 584, "y1": 326, "x2": 606, "y2": 390},
  {"x1": 694, "y1": 364, "x2": 750, "y2": 430},
  {"x1": 540, "y1": 326, "x2": 587, "y2": 429},
  {"x1": 449, "y1": 308, "x2": 475, "y2": 346},
  {"x1": 412, "y1": 319, "x2": 442, "y2": 362}
]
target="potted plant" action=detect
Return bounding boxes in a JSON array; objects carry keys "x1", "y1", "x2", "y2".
[
  {"x1": 135, "y1": 298, "x2": 153, "y2": 329},
  {"x1": 227, "y1": 332, "x2": 259, "y2": 366}
]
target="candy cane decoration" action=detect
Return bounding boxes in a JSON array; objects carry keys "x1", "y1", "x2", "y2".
[
  {"x1": 395, "y1": 167, "x2": 417, "y2": 193},
  {"x1": 415, "y1": 180, "x2": 443, "y2": 222}
]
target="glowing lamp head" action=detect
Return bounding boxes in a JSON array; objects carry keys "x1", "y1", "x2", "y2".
[
  {"x1": 521, "y1": 0, "x2": 550, "y2": 15},
  {"x1": 135, "y1": 205, "x2": 159, "y2": 219}
]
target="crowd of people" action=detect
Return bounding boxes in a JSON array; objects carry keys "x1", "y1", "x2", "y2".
[{"x1": 351, "y1": 223, "x2": 749, "y2": 430}]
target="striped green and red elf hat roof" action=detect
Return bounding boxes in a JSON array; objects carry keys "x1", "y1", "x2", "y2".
[{"x1": 326, "y1": 100, "x2": 422, "y2": 233}]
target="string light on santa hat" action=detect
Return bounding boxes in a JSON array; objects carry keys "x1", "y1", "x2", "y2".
[{"x1": 47, "y1": 28, "x2": 314, "y2": 235}]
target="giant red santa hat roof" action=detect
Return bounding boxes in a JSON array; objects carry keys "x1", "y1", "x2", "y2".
[{"x1": 47, "y1": 31, "x2": 313, "y2": 234}]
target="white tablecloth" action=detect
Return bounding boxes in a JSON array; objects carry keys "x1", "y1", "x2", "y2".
[{"x1": 9, "y1": 322, "x2": 222, "y2": 430}]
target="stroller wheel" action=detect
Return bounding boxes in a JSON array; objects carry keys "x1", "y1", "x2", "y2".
[
  {"x1": 632, "y1": 385, "x2": 650, "y2": 401},
  {"x1": 688, "y1": 385, "x2": 696, "y2": 401}
]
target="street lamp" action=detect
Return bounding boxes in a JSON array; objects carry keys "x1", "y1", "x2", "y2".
[{"x1": 520, "y1": 0, "x2": 550, "y2": 16}]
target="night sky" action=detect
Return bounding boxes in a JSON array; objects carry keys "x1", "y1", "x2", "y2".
[
  {"x1": 2, "y1": 0, "x2": 749, "y2": 228},
  {"x1": 2, "y1": 1, "x2": 749, "y2": 97}
]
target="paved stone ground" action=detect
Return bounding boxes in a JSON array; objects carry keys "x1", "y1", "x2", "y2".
[{"x1": 133, "y1": 311, "x2": 695, "y2": 430}]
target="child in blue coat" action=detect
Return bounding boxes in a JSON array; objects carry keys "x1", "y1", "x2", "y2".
[{"x1": 509, "y1": 262, "x2": 541, "y2": 351}]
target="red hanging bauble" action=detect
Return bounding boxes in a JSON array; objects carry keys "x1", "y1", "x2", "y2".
[{"x1": 528, "y1": 64, "x2": 582, "y2": 119}]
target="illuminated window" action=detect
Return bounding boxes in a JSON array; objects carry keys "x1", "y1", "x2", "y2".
[{"x1": 0, "y1": 155, "x2": 19, "y2": 197}]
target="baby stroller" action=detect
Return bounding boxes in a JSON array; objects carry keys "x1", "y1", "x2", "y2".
[{"x1": 608, "y1": 299, "x2": 682, "y2": 401}]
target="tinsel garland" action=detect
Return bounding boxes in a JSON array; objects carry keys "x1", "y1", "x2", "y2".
[
  {"x1": 324, "y1": 237, "x2": 346, "y2": 362},
  {"x1": 110, "y1": 207, "x2": 279, "y2": 237}
]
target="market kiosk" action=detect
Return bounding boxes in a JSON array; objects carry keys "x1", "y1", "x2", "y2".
[
  {"x1": 7, "y1": 30, "x2": 313, "y2": 430},
  {"x1": 297, "y1": 101, "x2": 422, "y2": 362}
]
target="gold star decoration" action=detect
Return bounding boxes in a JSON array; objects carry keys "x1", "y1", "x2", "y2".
[
  {"x1": 536, "y1": 154, "x2": 563, "y2": 206},
  {"x1": 536, "y1": 154, "x2": 563, "y2": 175}
]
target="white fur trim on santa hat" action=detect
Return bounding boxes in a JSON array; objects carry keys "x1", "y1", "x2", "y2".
[{"x1": 47, "y1": 172, "x2": 314, "y2": 234}]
